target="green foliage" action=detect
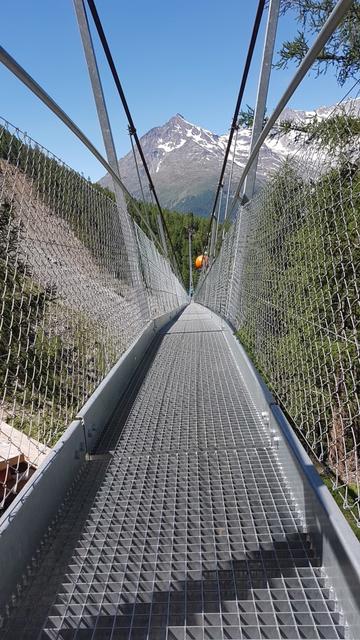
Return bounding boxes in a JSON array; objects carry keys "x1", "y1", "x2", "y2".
[
  {"x1": 92, "y1": 182, "x2": 116, "y2": 201},
  {"x1": 321, "y1": 473, "x2": 360, "y2": 539},
  {"x1": 0, "y1": 123, "x2": 212, "y2": 447},
  {"x1": 128, "y1": 197, "x2": 215, "y2": 290},
  {"x1": 275, "y1": 113, "x2": 360, "y2": 151},
  {"x1": 238, "y1": 105, "x2": 267, "y2": 129},
  {"x1": 276, "y1": 29, "x2": 309, "y2": 67},
  {"x1": 0, "y1": 195, "x2": 115, "y2": 445},
  {"x1": 0, "y1": 125, "x2": 118, "y2": 259},
  {"x1": 0, "y1": 198, "x2": 46, "y2": 393},
  {"x1": 237, "y1": 158, "x2": 360, "y2": 482},
  {"x1": 238, "y1": 105, "x2": 256, "y2": 129},
  {"x1": 275, "y1": 0, "x2": 360, "y2": 85},
  {"x1": 0, "y1": 132, "x2": 126, "y2": 444},
  {"x1": 0, "y1": 124, "x2": 215, "y2": 293}
]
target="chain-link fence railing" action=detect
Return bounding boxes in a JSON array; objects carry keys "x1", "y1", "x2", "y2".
[
  {"x1": 0, "y1": 118, "x2": 187, "y2": 513},
  {"x1": 135, "y1": 224, "x2": 185, "y2": 318},
  {"x1": 195, "y1": 97, "x2": 360, "y2": 527}
]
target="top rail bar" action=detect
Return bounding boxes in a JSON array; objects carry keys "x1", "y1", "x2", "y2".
[
  {"x1": 230, "y1": 0, "x2": 352, "y2": 214},
  {"x1": 0, "y1": 46, "x2": 133, "y2": 201}
]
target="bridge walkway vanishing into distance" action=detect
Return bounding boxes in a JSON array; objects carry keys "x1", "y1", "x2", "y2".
[
  {"x1": 1, "y1": 0, "x2": 360, "y2": 637},
  {"x1": 1, "y1": 304, "x2": 359, "y2": 640}
]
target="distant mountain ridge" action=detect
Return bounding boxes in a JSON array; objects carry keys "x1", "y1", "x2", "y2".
[{"x1": 99, "y1": 99, "x2": 360, "y2": 216}]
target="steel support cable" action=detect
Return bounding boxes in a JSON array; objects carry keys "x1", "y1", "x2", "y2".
[
  {"x1": 85, "y1": 0, "x2": 183, "y2": 282},
  {"x1": 229, "y1": 0, "x2": 353, "y2": 216},
  {"x1": 0, "y1": 46, "x2": 163, "y2": 253},
  {"x1": 205, "y1": 0, "x2": 266, "y2": 252},
  {"x1": 223, "y1": 124, "x2": 239, "y2": 234}
]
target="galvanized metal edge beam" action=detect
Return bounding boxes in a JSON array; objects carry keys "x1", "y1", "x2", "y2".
[
  {"x1": 0, "y1": 304, "x2": 186, "y2": 621},
  {"x1": 76, "y1": 305, "x2": 186, "y2": 451},
  {"x1": 0, "y1": 417, "x2": 85, "y2": 623}
]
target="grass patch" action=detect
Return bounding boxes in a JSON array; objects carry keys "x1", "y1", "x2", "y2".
[{"x1": 320, "y1": 473, "x2": 360, "y2": 541}]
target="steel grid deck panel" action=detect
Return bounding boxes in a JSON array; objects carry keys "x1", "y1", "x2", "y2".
[{"x1": 1, "y1": 305, "x2": 347, "y2": 640}]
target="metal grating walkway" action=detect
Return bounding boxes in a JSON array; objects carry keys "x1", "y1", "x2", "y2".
[{"x1": 1, "y1": 305, "x2": 347, "y2": 640}]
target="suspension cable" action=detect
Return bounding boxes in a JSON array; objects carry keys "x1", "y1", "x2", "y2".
[
  {"x1": 205, "y1": 0, "x2": 265, "y2": 251},
  {"x1": 85, "y1": 0, "x2": 183, "y2": 281}
]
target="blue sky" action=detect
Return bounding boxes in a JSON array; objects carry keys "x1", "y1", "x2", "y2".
[{"x1": 0, "y1": 1, "x2": 354, "y2": 181}]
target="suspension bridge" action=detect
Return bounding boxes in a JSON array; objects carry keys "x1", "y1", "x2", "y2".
[{"x1": 0, "y1": 0, "x2": 359, "y2": 639}]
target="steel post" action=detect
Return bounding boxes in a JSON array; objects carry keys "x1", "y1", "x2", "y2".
[
  {"x1": 215, "y1": 185, "x2": 223, "y2": 250},
  {"x1": 157, "y1": 213, "x2": 168, "y2": 257},
  {"x1": 73, "y1": 0, "x2": 141, "y2": 290},
  {"x1": 209, "y1": 215, "x2": 217, "y2": 263},
  {"x1": 188, "y1": 228, "x2": 193, "y2": 297},
  {"x1": 231, "y1": 0, "x2": 352, "y2": 213},
  {"x1": 243, "y1": 0, "x2": 280, "y2": 201},
  {"x1": 223, "y1": 125, "x2": 239, "y2": 234}
]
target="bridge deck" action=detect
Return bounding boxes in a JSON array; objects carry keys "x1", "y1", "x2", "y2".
[{"x1": 2, "y1": 305, "x2": 347, "y2": 640}]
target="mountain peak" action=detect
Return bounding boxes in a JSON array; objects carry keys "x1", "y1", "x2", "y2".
[
  {"x1": 99, "y1": 99, "x2": 358, "y2": 216},
  {"x1": 166, "y1": 113, "x2": 189, "y2": 128}
]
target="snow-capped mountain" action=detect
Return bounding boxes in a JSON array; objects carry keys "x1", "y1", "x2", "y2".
[{"x1": 99, "y1": 99, "x2": 359, "y2": 216}]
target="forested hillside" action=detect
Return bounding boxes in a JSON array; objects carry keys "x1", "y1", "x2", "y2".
[
  {"x1": 128, "y1": 199, "x2": 220, "y2": 290},
  {"x1": 95, "y1": 182, "x2": 218, "y2": 290}
]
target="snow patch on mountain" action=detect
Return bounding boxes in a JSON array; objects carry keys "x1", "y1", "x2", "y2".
[{"x1": 158, "y1": 139, "x2": 186, "y2": 153}]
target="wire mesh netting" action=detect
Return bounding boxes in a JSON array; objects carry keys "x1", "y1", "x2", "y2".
[
  {"x1": 0, "y1": 118, "x2": 187, "y2": 513},
  {"x1": 135, "y1": 224, "x2": 185, "y2": 319},
  {"x1": 195, "y1": 96, "x2": 360, "y2": 527}
]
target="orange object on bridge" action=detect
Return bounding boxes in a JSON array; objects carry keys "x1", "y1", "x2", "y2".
[{"x1": 195, "y1": 254, "x2": 208, "y2": 269}]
